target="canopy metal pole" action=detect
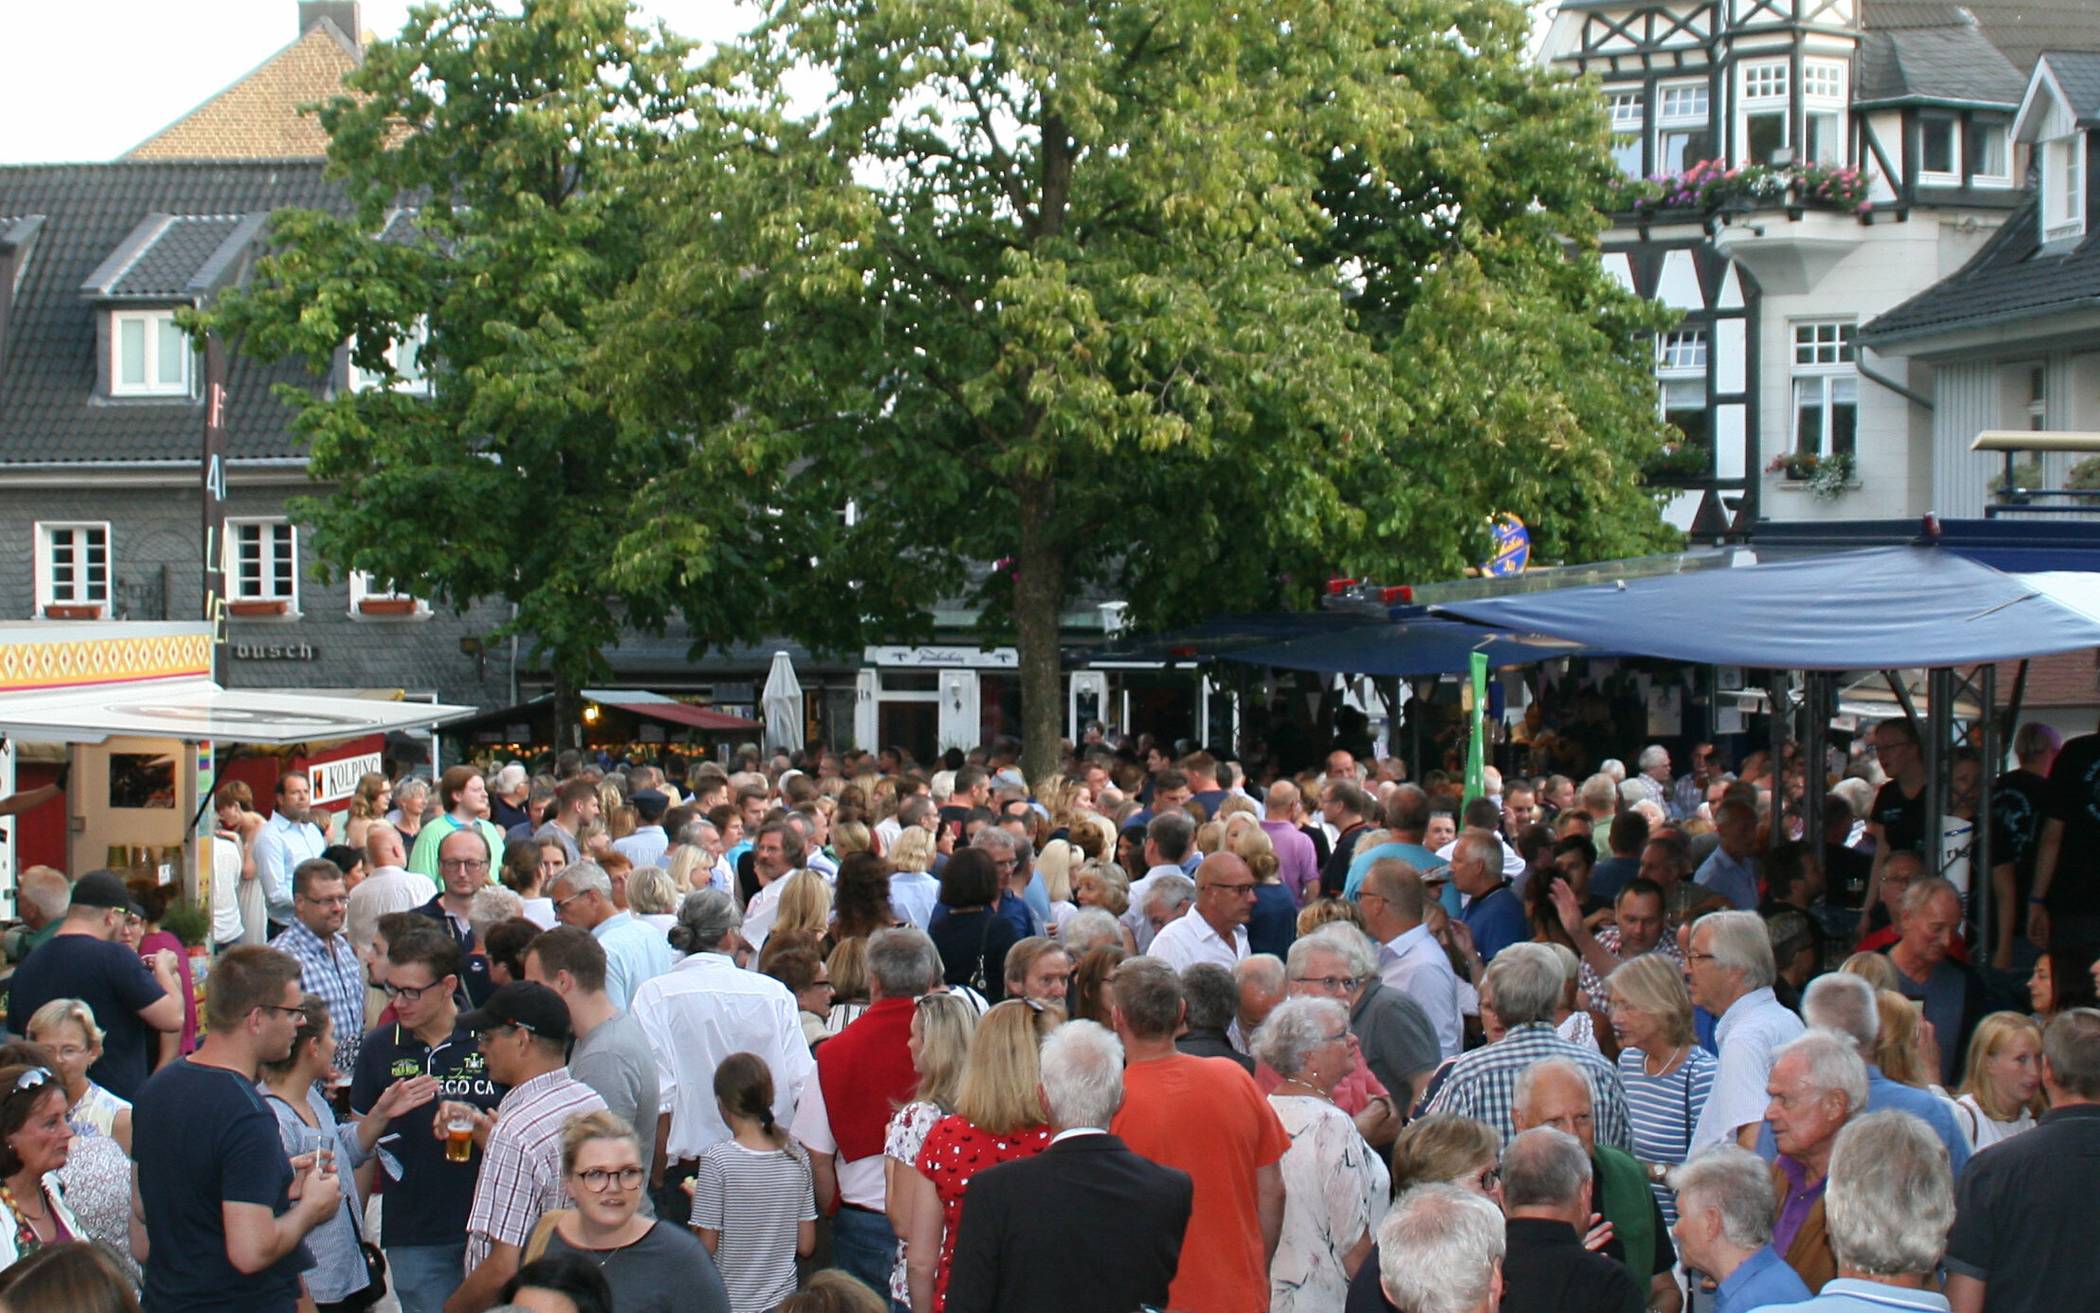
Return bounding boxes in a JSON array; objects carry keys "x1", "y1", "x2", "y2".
[
  {"x1": 1408, "y1": 680, "x2": 1425, "y2": 784},
  {"x1": 1977, "y1": 663, "x2": 1998, "y2": 948},
  {"x1": 1926, "y1": 667, "x2": 1951, "y2": 880},
  {"x1": 1769, "y1": 672, "x2": 1789, "y2": 856},
  {"x1": 2000, "y1": 660, "x2": 2030, "y2": 745},
  {"x1": 1802, "y1": 671, "x2": 1825, "y2": 857},
  {"x1": 1885, "y1": 670, "x2": 1925, "y2": 738}
]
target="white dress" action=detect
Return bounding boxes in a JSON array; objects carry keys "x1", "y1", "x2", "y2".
[
  {"x1": 1268, "y1": 1093, "x2": 1389, "y2": 1313},
  {"x1": 1954, "y1": 1093, "x2": 2036, "y2": 1150}
]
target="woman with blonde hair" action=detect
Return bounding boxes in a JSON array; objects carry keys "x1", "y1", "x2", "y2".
[
  {"x1": 530, "y1": 1109, "x2": 726, "y2": 1313},
  {"x1": 771, "y1": 870, "x2": 833, "y2": 944},
  {"x1": 667, "y1": 843, "x2": 715, "y2": 898},
  {"x1": 1605, "y1": 952, "x2": 1715, "y2": 1224},
  {"x1": 1071, "y1": 861, "x2": 1138, "y2": 953},
  {"x1": 1296, "y1": 896, "x2": 1366, "y2": 937},
  {"x1": 1035, "y1": 838, "x2": 1080, "y2": 934},
  {"x1": 1840, "y1": 951, "x2": 1900, "y2": 993},
  {"x1": 902, "y1": 999, "x2": 1058, "y2": 1312},
  {"x1": 882, "y1": 993, "x2": 976, "y2": 1307},
  {"x1": 1194, "y1": 820, "x2": 1226, "y2": 857},
  {"x1": 1230, "y1": 822, "x2": 1295, "y2": 958},
  {"x1": 1954, "y1": 1011, "x2": 2046, "y2": 1148},
  {"x1": 1390, "y1": 1113, "x2": 1503, "y2": 1198},
  {"x1": 833, "y1": 820, "x2": 873, "y2": 860},
  {"x1": 886, "y1": 828, "x2": 942, "y2": 930},
  {"x1": 1874, "y1": 990, "x2": 1942, "y2": 1090},
  {"x1": 824, "y1": 937, "x2": 872, "y2": 1036},
  {"x1": 627, "y1": 866, "x2": 682, "y2": 935},
  {"x1": 344, "y1": 771, "x2": 392, "y2": 850}
]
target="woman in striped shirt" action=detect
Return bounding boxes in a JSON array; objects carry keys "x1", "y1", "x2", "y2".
[
  {"x1": 690, "y1": 1053, "x2": 818, "y2": 1313},
  {"x1": 1606, "y1": 951, "x2": 1715, "y2": 1225}
]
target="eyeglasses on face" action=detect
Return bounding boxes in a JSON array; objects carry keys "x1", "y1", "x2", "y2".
[
  {"x1": 254, "y1": 1004, "x2": 306, "y2": 1022},
  {"x1": 299, "y1": 893, "x2": 350, "y2": 907},
  {"x1": 574, "y1": 1165, "x2": 645, "y2": 1192},
  {"x1": 440, "y1": 858, "x2": 490, "y2": 873},
  {"x1": 1291, "y1": 975, "x2": 1359, "y2": 992},
  {"x1": 382, "y1": 978, "x2": 445, "y2": 1003}
]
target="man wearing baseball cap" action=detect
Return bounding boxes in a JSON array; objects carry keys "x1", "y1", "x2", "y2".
[
  {"x1": 445, "y1": 982, "x2": 606, "y2": 1311},
  {"x1": 5, "y1": 869, "x2": 184, "y2": 1099}
]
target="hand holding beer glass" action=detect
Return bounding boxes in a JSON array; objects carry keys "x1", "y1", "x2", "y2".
[{"x1": 434, "y1": 1099, "x2": 489, "y2": 1162}]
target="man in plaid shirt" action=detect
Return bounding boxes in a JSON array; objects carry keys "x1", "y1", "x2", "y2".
[
  {"x1": 448, "y1": 982, "x2": 607, "y2": 1310},
  {"x1": 1425, "y1": 942, "x2": 1634, "y2": 1150},
  {"x1": 271, "y1": 857, "x2": 368, "y2": 1080}
]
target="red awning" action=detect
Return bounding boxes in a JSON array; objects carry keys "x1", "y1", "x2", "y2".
[{"x1": 582, "y1": 689, "x2": 760, "y2": 733}]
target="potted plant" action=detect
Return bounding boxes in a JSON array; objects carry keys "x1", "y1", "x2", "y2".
[
  {"x1": 42, "y1": 603, "x2": 101, "y2": 620},
  {"x1": 357, "y1": 597, "x2": 418, "y2": 615},
  {"x1": 1767, "y1": 450, "x2": 1856, "y2": 501},
  {"x1": 228, "y1": 598, "x2": 289, "y2": 617}
]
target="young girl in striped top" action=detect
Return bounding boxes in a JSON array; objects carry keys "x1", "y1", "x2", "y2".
[{"x1": 689, "y1": 1052, "x2": 818, "y2": 1313}]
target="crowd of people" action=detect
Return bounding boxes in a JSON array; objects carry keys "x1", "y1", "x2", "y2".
[{"x1": 0, "y1": 706, "x2": 2096, "y2": 1313}]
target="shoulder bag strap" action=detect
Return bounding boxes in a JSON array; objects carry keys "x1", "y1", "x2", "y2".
[{"x1": 523, "y1": 1209, "x2": 571, "y2": 1264}]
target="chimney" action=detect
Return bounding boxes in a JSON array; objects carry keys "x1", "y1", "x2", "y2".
[{"x1": 299, "y1": 1, "x2": 360, "y2": 43}]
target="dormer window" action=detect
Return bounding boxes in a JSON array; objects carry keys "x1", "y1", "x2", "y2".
[
  {"x1": 1919, "y1": 114, "x2": 1961, "y2": 184},
  {"x1": 111, "y1": 309, "x2": 191, "y2": 397},
  {"x1": 347, "y1": 318, "x2": 431, "y2": 395},
  {"x1": 1739, "y1": 61, "x2": 1789, "y2": 167},
  {"x1": 2044, "y1": 131, "x2": 2086, "y2": 244}
]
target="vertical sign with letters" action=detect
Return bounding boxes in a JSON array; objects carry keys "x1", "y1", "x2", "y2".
[{"x1": 201, "y1": 335, "x2": 229, "y2": 685}]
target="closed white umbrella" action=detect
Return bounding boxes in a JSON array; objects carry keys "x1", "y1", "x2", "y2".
[{"x1": 762, "y1": 650, "x2": 804, "y2": 754}]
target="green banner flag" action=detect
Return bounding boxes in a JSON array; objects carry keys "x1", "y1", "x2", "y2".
[{"x1": 1463, "y1": 651, "x2": 1489, "y2": 806}]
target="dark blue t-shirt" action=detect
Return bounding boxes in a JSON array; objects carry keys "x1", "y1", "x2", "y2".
[
  {"x1": 350, "y1": 1019, "x2": 504, "y2": 1248},
  {"x1": 1460, "y1": 884, "x2": 1529, "y2": 962},
  {"x1": 6, "y1": 932, "x2": 166, "y2": 1099},
  {"x1": 135, "y1": 1058, "x2": 308, "y2": 1313}
]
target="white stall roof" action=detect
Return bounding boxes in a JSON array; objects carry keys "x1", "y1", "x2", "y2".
[{"x1": 0, "y1": 678, "x2": 474, "y2": 746}]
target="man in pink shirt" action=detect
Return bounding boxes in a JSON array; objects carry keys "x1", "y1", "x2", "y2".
[{"x1": 1260, "y1": 781, "x2": 1320, "y2": 905}]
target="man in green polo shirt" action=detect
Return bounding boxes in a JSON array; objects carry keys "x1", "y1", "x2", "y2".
[{"x1": 407, "y1": 766, "x2": 507, "y2": 885}]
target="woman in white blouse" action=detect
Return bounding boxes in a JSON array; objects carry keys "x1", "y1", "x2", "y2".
[{"x1": 1954, "y1": 1011, "x2": 2046, "y2": 1149}]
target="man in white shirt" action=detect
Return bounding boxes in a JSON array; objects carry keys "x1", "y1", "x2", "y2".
[
  {"x1": 1356, "y1": 857, "x2": 1462, "y2": 1057},
  {"x1": 742, "y1": 821, "x2": 805, "y2": 949},
  {"x1": 1146, "y1": 854, "x2": 1254, "y2": 971},
  {"x1": 1688, "y1": 909, "x2": 1804, "y2": 1149},
  {"x1": 253, "y1": 770, "x2": 327, "y2": 936},
  {"x1": 633, "y1": 888, "x2": 813, "y2": 1217},
  {"x1": 345, "y1": 822, "x2": 436, "y2": 958},
  {"x1": 1120, "y1": 811, "x2": 1197, "y2": 954},
  {"x1": 611, "y1": 789, "x2": 671, "y2": 870}
]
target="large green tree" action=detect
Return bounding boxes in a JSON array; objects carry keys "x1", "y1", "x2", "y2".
[
  {"x1": 208, "y1": 0, "x2": 913, "y2": 739},
  {"x1": 595, "y1": 0, "x2": 1680, "y2": 778}
]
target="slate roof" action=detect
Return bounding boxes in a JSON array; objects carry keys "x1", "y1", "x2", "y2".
[
  {"x1": 1863, "y1": 0, "x2": 2100, "y2": 78},
  {"x1": 1860, "y1": 189, "x2": 2100, "y2": 343},
  {"x1": 2043, "y1": 50, "x2": 2100, "y2": 124},
  {"x1": 0, "y1": 160, "x2": 345, "y2": 466},
  {"x1": 1857, "y1": 25, "x2": 2026, "y2": 107},
  {"x1": 125, "y1": 20, "x2": 360, "y2": 161}
]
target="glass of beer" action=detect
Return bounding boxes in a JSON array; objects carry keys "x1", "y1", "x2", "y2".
[{"x1": 445, "y1": 1110, "x2": 475, "y2": 1163}]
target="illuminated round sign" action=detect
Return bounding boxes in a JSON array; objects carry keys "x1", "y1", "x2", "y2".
[{"x1": 1484, "y1": 514, "x2": 1530, "y2": 577}]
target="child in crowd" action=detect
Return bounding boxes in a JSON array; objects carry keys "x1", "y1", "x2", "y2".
[{"x1": 688, "y1": 1052, "x2": 817, "y2": 1313}]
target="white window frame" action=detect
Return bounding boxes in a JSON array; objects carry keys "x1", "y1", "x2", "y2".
[
  {"x1": 1790, "y1": 320, "x2": 1859, "y2": 459},
  {"x1": 1657, "y1": 329, "x2": 1709, "y2": 374},
  {"x1": 1608, "y1": 90, "x2": 1646, "y2": 178},
  {"x1": 34, "y1": 522, "x2": 111, "y2": 619},
  {"x1": 348, "y1": 571, "x2": 430, "y2": 619},
  {"x1": 1738, "y1": 60, "x2": 1791, "y2": 167},
  {"x1": 1802, "y1": 59, "x2": 1847, "y2": 168},
  {"x1": 109, "y1": 309, "x2": 192, "y2": 398},
  {"x1": 1802, "y1": 61, "x2": 1845, "y2": 102},
  {"x1": 225, "y1": 518, "x2": 300, "y2": 614},
  {"x1": 346, "y1": 318, "x2": 432, "y2": 395},
  {"x1": 2043, "y1": 131, "x2": 2087, "y2": 244},
  {"x1": 1656, "y1": 80, "x2": 1711, "y2": 175},
  {"x1": 1918, "y1": 112, "x2": 1962, "y2": 185},
  {"x1": 1969, "y1": 121, "x2": 2011, "y2": 186}
]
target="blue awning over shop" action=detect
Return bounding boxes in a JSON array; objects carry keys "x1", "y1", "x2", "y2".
[
  {"x1": 1430, "y1": 545, "x2": 2100, "y2": 670},
  {"x1": 1220, "y1": 618, "x2": 1601, "y2": 677}
]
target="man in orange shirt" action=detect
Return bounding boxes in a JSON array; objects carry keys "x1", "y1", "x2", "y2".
[{"x1": 1109, "y1": 956, "x2": 1289, "y2": 1313}]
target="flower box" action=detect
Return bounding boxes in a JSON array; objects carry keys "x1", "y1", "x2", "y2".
[
  {"x1": 228, "y1": 599, "x2": 290, "y2": 617},
  {"x1": 42, "y1": 603, "x2": 102, "y2": 620},
  {"x1": 357, "y1": 597, "x2": 418, "y2": 616}
]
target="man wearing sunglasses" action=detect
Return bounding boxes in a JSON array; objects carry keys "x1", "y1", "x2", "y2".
[{"x1": 446, "y1": 981, "x2": 606, "y2": 1313}]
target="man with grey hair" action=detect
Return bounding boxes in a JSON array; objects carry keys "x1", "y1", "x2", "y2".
[
  {"x1": 489, "y1": 762, "x2": 532, "y2": 833},
  {"x1": 1631, "y1": 746, "x2": 1671, "y2": 810},
  {"x1": 1761, "y1": 1028, "x2": 1870, "y2": 1292},
  {"x1": 1946, "y1": 1007, "x2": 2100, "y2": 1313},
  {"x1": 1375, "y1": 1183, "x2": 1508, "y2": 1313},
  {"x1": 1296, "y1": 924, "x2": 1440, "y2": 1116},
  {"x1": 1059, "y1": 906, "x2": 1122, "y2": 956},
  {"x1": 1453, "y1": 828, "x2": 1527, "y2": 961},
  {"x1": 792, "y1": 927, "x2": 942, "y2": 1294},
  {"x1": 1123, "y1": 810, "x2": 1197, "y2": 952},
  {"x1": 1139, "y1": 871, "x2": 1198, "y2": 941},
  {"x1": 1689, "y1": 909, "x2": 1804, "y2": 1149},
  {"x1": 1426, "y1": 942, "x2": 1632, "y2": 1150},
  {"x1": 1669, "y1": 1146, "x2": 1809, "y2": 1313},
  {"x1": 1178, "y1": 963, "x2": 1255, "y2": 1073},
  {"x1": 1882, "y1": 875, "x2": 1987, "y2": 1085},
  {"x1": 633, "y1": 888, "x2": 812, "y2": 1208},
  {"x1": 972, "y1": 824, "x2": 1042, "y2": 937},
  {"x1": 548, "y1": 859, "x2": 674, "y2": 1009},
  {"x1": 1752, "y1": 973, "x2": 1970, "y2": 1176},
  {"x1": 1754, "y1": 1112, "x2": 1956, "y2": 1313},
  {"x1": 1499, "y1": 1127, "x2": 1644, "y2": 1313},
  {"x1": 946, "y1": 1020, "x2": 1194, "y2": 1313}
]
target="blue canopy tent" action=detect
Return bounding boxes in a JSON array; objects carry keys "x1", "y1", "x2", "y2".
[
  {"x1": 1220, "y1": 617, "x2": 1601, "y2": 676},
  {"x1": 1428, "y1": 545, "x2": 2100, "y2": 668}
]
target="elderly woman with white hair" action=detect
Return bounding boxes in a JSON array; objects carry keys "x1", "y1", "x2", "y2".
[{"x1": 1254, "y1": 996, "x2": 1390, "y2": 1313}]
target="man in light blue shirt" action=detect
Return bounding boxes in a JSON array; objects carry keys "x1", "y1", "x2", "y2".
[
  {"x1": 252, "y1": 769, "x2": 327, "y2": 935},
  {"x1": 1356, "y1": 857, "x2": 1462, "y2": 1057},
  {"x1": 1695, "y1": 799, "x2": 1762, "y2": 911},
  {"x1": 1670, "y1": 1145, "x2": 1812, "y2": 1313},
  {"x1": 550, "y1": 860, "x2": 675, "y2": 1010},
  {"x1": 1752, "y1": 973, "x2": 1970, "y2": 1178}
]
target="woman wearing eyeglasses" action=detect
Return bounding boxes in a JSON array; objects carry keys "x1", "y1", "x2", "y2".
[
  {"x1": 525, "y1": 1110, "x2": 727, "y2": 1313},
  {"x1": 1255, "y1": 996, "x2": 1390, "y2": 1313},
  {"x1": 0, "y1": 1062, "x2": 82, "y2": 1271},
  {"x1": 257, "y1": 996, "x2": 384, "y2": 1311}
]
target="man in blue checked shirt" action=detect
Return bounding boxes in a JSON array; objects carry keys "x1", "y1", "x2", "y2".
[{"x1": 271, "y1": 857, "x2": 368, "y2": 1081}]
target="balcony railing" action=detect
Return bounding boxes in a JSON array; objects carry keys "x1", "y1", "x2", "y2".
[{"x1": 1611, "y1": 159, "x2": 1871, "y2": 219}]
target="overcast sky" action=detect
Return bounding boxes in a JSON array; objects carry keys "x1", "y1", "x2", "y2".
[{"x1": 2, "y1": 0, "x2": 765, "y2": 165}]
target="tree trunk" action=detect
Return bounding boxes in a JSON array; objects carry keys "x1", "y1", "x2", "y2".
[
  {"x1": 1012, "y1": 476, "x2": 1065, "y2": 785},
  {"x1": 552, "y1": 669, "x2": 585, "y2": 758}
]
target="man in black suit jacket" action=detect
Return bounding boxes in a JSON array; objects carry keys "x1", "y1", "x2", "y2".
[
  {"x1": 1499, "y1": 1127, "x2": 1642, "y2": 1313},
  {"x1": 944, "y1": 1019, "x2": 1193, "y2": 1313}
]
